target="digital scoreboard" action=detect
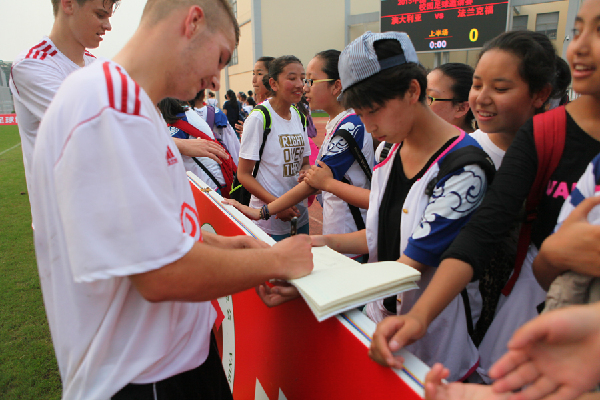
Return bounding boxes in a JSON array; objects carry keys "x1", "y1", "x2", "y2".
[{"x1": 381, "y1": 0, "x2": 509, "y2": 52}]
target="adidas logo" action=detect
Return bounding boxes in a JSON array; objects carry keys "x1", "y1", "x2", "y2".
[{"x1": 166, "y1": 147, "x2": 178, "y2": 166}]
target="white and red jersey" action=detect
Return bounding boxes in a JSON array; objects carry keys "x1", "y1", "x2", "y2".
[
  {"x1": 10, "y1": 37, "x2": 97, "y2": 199},
  {"x1": 31, "y1": 60, "x2": 215, "y2": 399}
]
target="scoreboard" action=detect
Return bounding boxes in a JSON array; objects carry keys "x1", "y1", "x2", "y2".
[{"x1": 381, "y1": 0, "x2": 509, "y2": 52}]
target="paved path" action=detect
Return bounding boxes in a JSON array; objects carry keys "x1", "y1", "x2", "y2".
[{"x1": 307, "y1": 117, "x2": 328, "y2": 236}]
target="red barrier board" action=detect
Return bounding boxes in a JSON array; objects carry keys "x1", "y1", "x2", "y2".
[
  {"x1": 188, "y1": 173, "x2": 427, "y2": 400},
  {"x1": 0, "y1": 114, "x2": 18, "y2": 125}
]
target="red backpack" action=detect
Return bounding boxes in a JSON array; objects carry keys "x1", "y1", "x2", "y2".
[{"x1": 170, "y1": 119, "x2": 237, "y2": 198}]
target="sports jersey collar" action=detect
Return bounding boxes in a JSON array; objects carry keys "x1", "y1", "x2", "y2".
[{"x1": 326, "y1": 108, "x2": 354, "y2": 133}]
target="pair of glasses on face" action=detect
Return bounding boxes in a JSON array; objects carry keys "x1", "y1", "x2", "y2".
[
  {"x1": 302, "y1": 78, "x2": 334, "y2": 87},
  {"x1": 427, "y1": 96, "x2": 458, "y2": 106}
]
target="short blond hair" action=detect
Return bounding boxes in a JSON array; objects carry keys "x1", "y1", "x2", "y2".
[
  {"x1": 142, "y1": 0, "x2": 239, "y2": 44},
  {"x1": 51, "y1": 0, "x2": 119, "y2": 17}
]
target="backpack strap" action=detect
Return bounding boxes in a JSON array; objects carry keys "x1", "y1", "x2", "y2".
[
  {"x1": 191, "y1": 157, "x2": 223, "y2": 191},
  {"x1": 292, "y1": 105, "x2": 307, "y2": 131},
  {"x1": 379, "y1": 142, "x2": 394, "y2": 163},
  {"x1": 249, "y1": 104, "x2": 272, "y2": 178},
  {"x1": 170, "y1": 119, "x2": 237, "y2": 197},
  {"x1": 425, "y1": 145, "x2": 496, "y2": 197},
  {"x1": 425, "y1": 144, "x2": 496, "y2": 340},
  {"x1": 206, "y1": 106, "x2": 216, "y2": 131},
  {"x1": 502, "y1": 106, "x2": 567, "y2": 295},
  {"x1": 333, "y1": 128, "x2": 373, "y2": 181},
  {"x1": 333, "y1": 128, "x2": 372, "y2": 258}
]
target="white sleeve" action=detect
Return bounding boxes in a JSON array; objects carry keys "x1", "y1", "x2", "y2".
[
  {"x1": 239, "y1": 112, "x2": 265, "y2": 161},
  {"x1": 54, "y1": 109, "x2": 194, "y2": 281},
  {"x1": 221, "y1": 123, "x2": 240, "y2": 166},
  {"x1": 11, "y1": 59, "x2": 65, "y2": 122}
]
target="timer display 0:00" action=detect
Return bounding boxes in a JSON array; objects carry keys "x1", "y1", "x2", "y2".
[{"x1": 429, "y1": 40, "x2": 447, "y2": 49}]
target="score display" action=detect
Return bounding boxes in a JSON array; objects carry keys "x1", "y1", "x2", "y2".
[{"x1": 381, "y1": 0, "x2": 509, "y2": 52}]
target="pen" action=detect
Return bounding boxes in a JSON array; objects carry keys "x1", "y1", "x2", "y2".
[{"x1": 290, "y1": 216, "x2": 298, "y2": 236}]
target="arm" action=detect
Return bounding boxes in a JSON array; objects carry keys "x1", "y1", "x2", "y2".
[
  {"x1": 311, "y1": 229, "x2": 369, "y2": 255},
  {"x1": 172, "y1": 137, "x2": 229, "y2": 164},
  {"x1": 370, "y1": 163, "x2": 489, "y2": 367},
  {"x1": 11, "y1": 59, "x2": 65, "y2": 122},
  {"x1": 304, "y1": 161, "x2": 371, "y2": 209},
  {"x1": 490, "y1": 302, "x2": 600, "y2": 400},
  {"x1": 533, "y1": 195, "x2": 600, "y2": 290},
  {"x1": 130, "y1": 234, "x2": 313, "y2": 302}
]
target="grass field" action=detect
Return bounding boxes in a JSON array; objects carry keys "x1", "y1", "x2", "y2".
[{"x1": 0, "y1": 125, "x2": 61, "y2": 399}]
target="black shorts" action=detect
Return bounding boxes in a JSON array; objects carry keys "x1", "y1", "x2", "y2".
[{"x1": 112, "y1": 332, "x2": 233, "y2": 400}]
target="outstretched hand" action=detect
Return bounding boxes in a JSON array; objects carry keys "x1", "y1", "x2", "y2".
[
  {"x1": 369, "y1": 314, "x2": 427, "y2": 369},
  {"x1": 425, "y1": 364, "x2": 510, "y2": 400},
  {"x1": 490, "y1": 303, "x2": 600, "y2": 400},
  {"x1": 222, "y1": 198, "x2": 261, "y2": 220},
  {"x1": 256, "y1": 280, "x2": 301, "y2": 307},
  {"x1": 304, "y1": 161, "x2": 334, "y2": 191}
]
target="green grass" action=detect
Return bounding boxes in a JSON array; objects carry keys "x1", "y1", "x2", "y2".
[
  {"x1": 310, "y1": 110, "x2": 329, "y2": 118},
  {"x1": 0, "y1": 125, "x2": 61, "y2": 399}
]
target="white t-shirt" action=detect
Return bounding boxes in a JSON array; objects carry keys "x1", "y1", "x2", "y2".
[
  {"x1": 318, "y1": 109, "x2": 373, "y2": 237},
  {"x1": 10, "y1": 36, "x2": 97, "y2": 202},
  {"x1": 31, "y1": 59, "x2": 215, "y2": 400},
  {"x1": 170, "y1": 108, "x2": 225, "y2": 189},
  {"x1": 206, "y1": 98, "x2": 218, "y2": 108},
  {"x1": 239, "y1": 100, "x2": 310, "y2": 235},
  {"x1": 470, "y1": 129, "x2": 505, "y2": 170}
]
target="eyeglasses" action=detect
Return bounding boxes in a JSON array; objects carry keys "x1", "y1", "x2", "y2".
[
  {"x1": 302, "y1": 78, "x2": 334, "y2": 87},
  {"x1": 427, "y1": 96, "x2": 457, "y2": 106}
]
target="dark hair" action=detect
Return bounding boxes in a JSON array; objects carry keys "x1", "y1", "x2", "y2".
[
  {"x1": 315, "y1": 49, "x2": 341, "y2": 82},
  {"x1": 434, "y1": 62, "x2": 475, "y2": 127},
  {"x1": 247, "y1": 97, "x2": 256, "y2": 107},
  {"x1": 187, "y1": 90, "x2": 205, "y2": 108},
  {"x1": 296, "y1": 95, "x2": 310, "y2": 116},
  {"x1": 257, "y1": 56, "x2": 275, "y2": 70},
  {"x1": 268, "y1": 55, "x2": 303, "y2": 84},
  {"x1": 262, "y1": 75, "x2": 272, "y2": 93},
  {"x1": 552, "y1": 56, "x2": 572, "y2": 101},
  {"x1": 226, "y1": 89, "x2": 236, "y2": 101},
  {"x1": 240, "y1": 93, "x2": 247, "y2": 101},
  {"x1": 247, "y1": 90, "x2": 253, "y2": 97},
  {"x1": 157, "y1": 98, "x2": 185, "y2": 125},
  {"x1": 208, "y1": 91, "x2": 215, "y2": 98},
  {"x1": 52, "y1": 0, "x2": 119, "y2": 17},
  {"x1": 342, "y1": 39, "x2": 427, "y2": 110},
  {"x1": 479, "y1": 30, "x2": 568, "y2": 109}
]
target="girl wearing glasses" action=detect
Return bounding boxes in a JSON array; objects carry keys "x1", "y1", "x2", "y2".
[
  {"x1": 426, "y1": 63, "x2": 475, "y2": 134},
  {"x1": 228, "y1": 50, "x2": 374, "y2": 257},
  {"x1": 238, "y1": 55, "x2": 311, "y2": 241}
]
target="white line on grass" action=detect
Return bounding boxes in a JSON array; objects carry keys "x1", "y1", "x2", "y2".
[{"x1": 0, "y1": 142, "x2": 21, "y2": 156}]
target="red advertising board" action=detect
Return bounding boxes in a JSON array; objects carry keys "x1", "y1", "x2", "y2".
[
  {"x1": 188, "y1": 172, "x2": 428, "y2": 400},
  {"x1": 0, "y1": 114, "x2": 18, "y2": 125}
]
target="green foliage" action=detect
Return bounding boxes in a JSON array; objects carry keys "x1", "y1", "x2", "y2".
[{"x1": 0, "y1": 125, "x2": 61, "y2": 399}]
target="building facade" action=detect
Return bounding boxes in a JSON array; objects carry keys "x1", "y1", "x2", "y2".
[{"x1": 217, "y1": 0, "x2": 575, "y2": 105}]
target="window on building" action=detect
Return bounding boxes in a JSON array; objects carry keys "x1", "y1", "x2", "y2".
[
  {"x1": 536, "y1": 12, "x2": 559, "y2": 40},
  {"x1": 229, "y1": 0, "x2": 237, "y2": 19},
  {"x1": 512, "y1": 15, "x2": 528, "y2": 31},
  {"x1": 229, "y1": 48, "x2": 238, "y2": 67}
]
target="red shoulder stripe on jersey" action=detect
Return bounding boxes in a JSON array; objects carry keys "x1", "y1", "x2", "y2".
[
  {"x1": 84, "y1": 51, "x2": 96, "y2": 58},
  {"x1": 41, "y1": 44, "x2": 52, "y2": 53},
  {"x1": 26, "y1": 41, "x2": 47, "y2": 59},
  {"x1": 115, "y1": 66, "x2": 128, "y2": 114},
  {"x1": 102, "y1": 62, "x2": 115, "y2": 109},
  {"x1": 133, "y1": 83, "x2": 141, "y2": 116}
]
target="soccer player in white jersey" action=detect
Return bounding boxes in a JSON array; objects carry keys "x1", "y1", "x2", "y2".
[
  {"x1": 30, "y1": 1, "x2": 313, "y2": 399},
  {"x1": 10, "y1": 0, "x2": 118, "y2": 203}
]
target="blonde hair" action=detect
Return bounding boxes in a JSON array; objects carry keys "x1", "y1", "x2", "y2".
[
  {"x1": 51, "y1": 0, "x2": 119, "y2": 17},
  {"x1": 142, "y1": 0, "x2": 239, "y2": 44}
]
